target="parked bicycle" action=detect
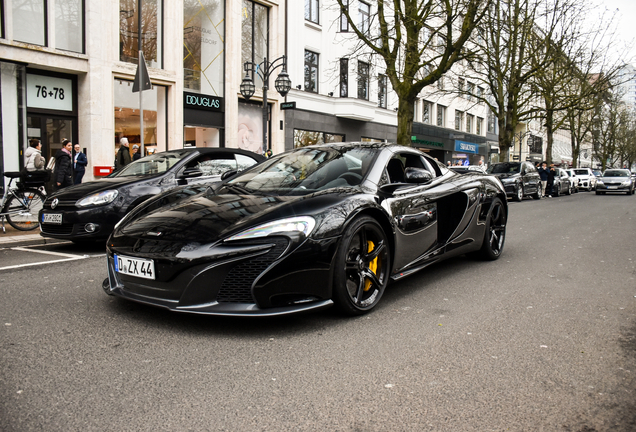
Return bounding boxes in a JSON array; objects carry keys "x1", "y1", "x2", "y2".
[{"x1": 1, "y1": 171, "x2": 47, "y2": 232}]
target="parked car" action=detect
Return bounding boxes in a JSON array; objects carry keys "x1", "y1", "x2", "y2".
[
  {"x1": 571, "y1": 168, "x2": 597, "y2": 191},
  {"x1": 564, "y1": 169, "x2": 580, "y2": 192},
  {"x1": 595, "y1": 169, "x2": 635, "y2": 195},
  {"x1": 103, "y1": 142, "x2": 508, "y2": 317},
  {"x1": 553, "y1": 168, "x2": 574, "y2": 195},
  {"x1": 486, "y1": 161, "x2": 542, "y2": 201},
  {"x1": 592, "y1": 169, "x2": 602, "y2": 177},
  {"x1": 448, "y1": 165, "x2": 486, "y2": 174},
  {"x1": 39, "y1": 148, "x2": 265, "y2": 242}
]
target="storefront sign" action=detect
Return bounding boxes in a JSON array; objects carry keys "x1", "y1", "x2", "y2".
[
  {"x1": 454, "y1": 140, "x2": 478, "y2": 154},
  {"x1": 26, "y1": 74, "x2": 73, "y2": 111},
  {"x1": 280, "y1": 102, "x2": 296, "y2": 110},
  {"x1": 411, "y1": 137, "x2": 444, "y2": 148},
  {"x1": 184, "y1": 92, "x2": 223, "y2": 112}
]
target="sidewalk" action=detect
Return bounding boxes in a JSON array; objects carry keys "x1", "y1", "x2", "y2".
[{"x1": 0, "y1": 224, "x2": 46, "y2": 245}]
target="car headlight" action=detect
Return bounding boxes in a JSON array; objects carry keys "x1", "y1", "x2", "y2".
[
  {"x1": 226, "y1": 216, "x2": 316, "y2": 241},
  {"x1": 622, "y1": 181, "x2": 631, "y2": 186},
  {"x1": 76, "y1": 190, "x2": 119, "y2": 207},
  {"x1": 596, "y1": 179, "x2": 604, "y2": 185},
  {"x1": 500, "y1": 177, "x2": 515, "y2": 183}
]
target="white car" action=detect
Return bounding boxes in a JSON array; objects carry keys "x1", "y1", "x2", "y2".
[
  {"x1": 565, "y1": 169, "x2": 580, "y2": 192},
  {"x1": 570, "y1": 168, "x2": 597, "y2": 191}
]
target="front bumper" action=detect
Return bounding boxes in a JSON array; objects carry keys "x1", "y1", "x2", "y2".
[
  {"x1": 39, "y1": 204, "x2": 120, "y2": 240},
  {"x1": 596, "y1": 183, "x2": 632, "y2": 193},
  {"x1": 104, "y1": 235, "x2": 339, "y2": 316}
]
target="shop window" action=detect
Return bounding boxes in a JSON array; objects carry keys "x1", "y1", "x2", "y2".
[
  {"x1": 184, "y1": 0, "x2": 225, "y2": 96},
  {"x1": 305, "y1": 0, "x2": 319, "y2": 24},
  {"x1": 294, "y1": 129, "x2": 344, "y2": 148},
  {"x1": 304, "y1": 50, "x2": 319, "y2": 93},
  {"x1": 56, "y1": 0, "x2": 84, "y2": 53},
  {"x1": 358, "y1": 61, "x2": 369, "y2": 100},
  {"x1": 13, "y1": 1, "x2": 46, "y2": 45},
  {"x1": 119, "y1": 0, "x2": 163, "y2": 68},
  {"x1": 114, "y1": 79, "x2": 167, "y2": 159},
  {"x1": 241, "y1": 0, "x2": 268, "y2": 90}
]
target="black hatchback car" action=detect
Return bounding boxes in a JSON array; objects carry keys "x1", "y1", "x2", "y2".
[
  {"x1": 39, "y1": 148, "x2": 264, "y2": 242},
  {"x1": 486, "y1": 161, "x2": 542, "y2": 201}
]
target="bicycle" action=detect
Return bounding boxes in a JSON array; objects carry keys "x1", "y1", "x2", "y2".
[{"x1": 1, "y1": 171, "x2": 47, "y2": 232}]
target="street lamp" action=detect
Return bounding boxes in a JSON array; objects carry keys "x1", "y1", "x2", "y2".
[
  {"x1": 514, "y1": 130, "x2": 532, "y2": 162},
  {"x1": 239, "y1": 56, "x2": 292, "y2": 154}
]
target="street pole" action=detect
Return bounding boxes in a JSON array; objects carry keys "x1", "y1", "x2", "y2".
[{"x1": 262, "y1": 59, "x2": 269, "y2": 155}]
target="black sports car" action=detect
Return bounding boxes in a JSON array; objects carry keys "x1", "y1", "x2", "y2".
[
  {"x1": 39, "y1": 148, "x2": 264, "y2": 242},
  {"x1": 103, "y1": 143, "x2": 508, "y2": 316}
]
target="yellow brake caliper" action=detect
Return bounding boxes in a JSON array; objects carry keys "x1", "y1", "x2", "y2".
[{"x1": 364, "y1": 241, "x2": 378, "y2": 291}]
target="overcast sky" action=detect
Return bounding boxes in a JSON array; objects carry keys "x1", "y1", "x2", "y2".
[{"x1": 595, "y1": 0, "x2": 636, "y2": 63}]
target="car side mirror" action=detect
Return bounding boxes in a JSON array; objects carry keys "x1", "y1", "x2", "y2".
[
  {"x1": 179, "y1": 167, "x2": 203, "y2": 179},
  {"x1": 221, "y1": 169, "x2": 238, "y2": 181},
  {"x1": 404, "y1": 167, "x2": 433, "y2": 184}
]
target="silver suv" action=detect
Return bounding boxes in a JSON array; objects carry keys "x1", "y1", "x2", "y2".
[{"x1": 571, "y1": 168, "x2": 597, "y2": 191}]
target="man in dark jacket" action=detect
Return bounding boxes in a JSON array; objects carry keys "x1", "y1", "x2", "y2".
[
  {"x1": 115, "y1": 137, "x2": 132, "y2": 170},
  {"x1": 54, "y1": 139, "x2": 74, "y2": 190},
  {"x1": 546, "y1": 164, "x2": 557, "y2": 197},
  {"x1": 73, "y1": 143, "x2": 88, "y2": 184}
]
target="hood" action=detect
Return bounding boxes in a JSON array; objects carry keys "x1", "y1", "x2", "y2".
[
  {"x1": 489, "y1": 172, "x2": 519, "y2": 179},
  {"x1": 116, "y1": 187, "x2": 359, "y2": 243},
  {"x1": 48, "y1": 177, "x2": 146, "y2": 201}
]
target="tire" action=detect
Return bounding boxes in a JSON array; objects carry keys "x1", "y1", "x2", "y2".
[
  {"x1": 532, "y1": 183, "x2": 542, "y2": 200},
  {"x1": 473, "y1": 197, "x2": 506, "y2": 261},
  {"x1": 554, "y1": 183, "x2": 560, "y2": 197},
  {"x1": 595, "y1": 190, "x2": 600, "y2": 195},
  {"x1": 566, "y1": 184, "x2": 571, "y2": 195},
  {"x1": 513, "y1": 184, "x2": 523, "y2": 202},
  {"x1": 4, "y1": 188, "x2": 46, "y2": 231},
  {"x1": 332, "y1": 216, "x2": 390, "y2": 316}
]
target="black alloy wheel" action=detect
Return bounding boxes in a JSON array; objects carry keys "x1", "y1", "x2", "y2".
[
  {"x1": 333, "y1": 216, "x2": 390, "y2": 315},
  {"x1": 473, "y1": 197, "x2": 506, "y2": 261},
  {"x1": 554, "y1": 183, "x2": 560, "y2": 197},
  {"x1": 532, "y1": 184, "x2": 542, "y2": 200}
]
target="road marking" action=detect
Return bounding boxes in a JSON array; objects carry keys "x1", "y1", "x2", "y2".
[
  {"x1": 12, "y1": 247, "x2": 85, "y2": 259},
  {"x1": 0, "y1": 246, "x2": 105, "y2": 271}
]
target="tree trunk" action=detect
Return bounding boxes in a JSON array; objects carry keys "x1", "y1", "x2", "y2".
[{"x1": 396, "y1": 97, "x2": 415, "y2": 146}]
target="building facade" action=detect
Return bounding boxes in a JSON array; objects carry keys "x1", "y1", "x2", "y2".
[{"x1": 0, "y1": 0, "x2": 288, "y2": 190}]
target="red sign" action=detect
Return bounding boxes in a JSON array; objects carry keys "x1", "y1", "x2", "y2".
[{"x1": 93, "y1": 166, "x2": 114, "y2": 176}]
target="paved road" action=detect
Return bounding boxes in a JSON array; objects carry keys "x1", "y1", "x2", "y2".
[{"x1": 1, "y1": 192, "x2": 635, "y2": 431}]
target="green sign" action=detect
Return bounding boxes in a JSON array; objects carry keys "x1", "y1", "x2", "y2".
[
  {"x1": 411, "y1": 137, "x2": 444, "y2": 148},
  {"x1": 280, "y1": 102, "x2": 296, "y2": 110}
]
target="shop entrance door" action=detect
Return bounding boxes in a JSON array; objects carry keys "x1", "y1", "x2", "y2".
[{"x1": 27, "y1": 114, "x2": 76, "y2": 166}]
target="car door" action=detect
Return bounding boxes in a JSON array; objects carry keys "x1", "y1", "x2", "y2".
[
  {"x1": 522, "y1": 162, "x2": 540, "y2": 194},
  {"x1": 382, "y1": 152, "x2": 439, "y2": 271},
  {"x1": 178, "y1": 152, "x2": 260, "y2": 186}
]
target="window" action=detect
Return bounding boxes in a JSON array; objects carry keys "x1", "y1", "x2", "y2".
[
  {"x1": 56, "y1": 0, "x2": 84, "y2": 53},
  {"x1": 359, "y1": 1, "x2": 370, "y2": 36},
  {"x1": 437, "y1": 105, "x2": 446, "y2": 127},
  {"x1": 477, "y1": 117, "x2": 483, "y2": 135},
  {"x1": 466, "y1": 114, "x2": 474, "y2": 133},
  {"x1": 120, "y1": 0, "x2": 163, "y2": 68},
  {"x1": 13, "y1": 1, "x2": 46, "y2": 45},
  {"x1": 340, "y1": 58, "x2": 349, "y2": 97},
  {"x1": 487, "y1": 111, "x2": 496, "y2": 133},
  {"x1": 455, "y1": 110, "x2": 463, "y2": 131},
  {"x1": 184, "y1": 0, "x2": 225, "y2": 96},
  {"x1": 241, "y1": 1, "x2": 268, "y2": 89},
  {"x1": 304, "y1": 50, "x2": 319, "y2": 93},
  {"x1": 378, "y1": 75, "x2": 387, "y2": 108},
  {"x1": 423, "y1": 101, "x2": 432, "y2": 124},
  {"x1": 358, "y1": 61, "x2": 369, "y2": 100},
  {"x1": 437, "y1": 77, "x2": 444, "y2": 90},
  {"x1": 458, "y1": 78, "x2": 465, "y2": 94},
  {"x1": 305, "y1": 0, "x2": 319, "y2": 24},
  {"x1": 477, "y1": 86, "x2": 484, "y2": 104},
  {"x1": 294, "y1": 129, "x2": 345, "y2": 147},
  {"x1": 339, "y1": 0, "x2": 349, "y2": 31},
  {"x1": 467, "y1": 82, "x2": 474, "y2": 101}
]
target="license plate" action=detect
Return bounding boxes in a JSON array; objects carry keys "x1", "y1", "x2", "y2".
[
  {"x1": 608, "y1": 186, "x2": 618, "y2": 189},
  {"x1": 42, "y1": 213, "x2": 62, "y2": 224},
  {"x1": 114, "y1": 254, "x2": 155, "y2": 280}
]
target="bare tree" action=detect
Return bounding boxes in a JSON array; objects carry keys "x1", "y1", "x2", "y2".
[{"x1": 334, "y1": 0, "x2": 490, "y2": 145}]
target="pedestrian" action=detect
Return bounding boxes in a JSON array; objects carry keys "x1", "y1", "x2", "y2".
[
  {"x1": 537, "y1": 162, "x2": 549, "y2": 197},
  {"x1": 54, "y1": 139, "x2": 74, "y2": 190},
  {"x1": 265, "y1": 148, "x2": 273, "y2": 158},
  {"x1": 73, "y1": 143, "x2": 87, "y2": 184},
  {"x1": 132, "y1": 144, "x2": 141, "y2": 161},
  {"x1": 546, "y1": 163, "x2": 557, "y2": 197},
  {"x1": 115, "y1": 137, "x2": 132, "y2": 170},
  {"x1": 24, "y1": 138, "x2": 46, "y2": 172}
]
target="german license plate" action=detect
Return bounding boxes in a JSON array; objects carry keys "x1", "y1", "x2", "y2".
[
  {"x1": 114, "y1": 254, "x2": 155, "y2": 280},
  {"x1": 608, "y1": 186, "x2": 618, "y2": 189},
  {"x1": 41, "y1": 213, "x2": 62, "y2": 224}
]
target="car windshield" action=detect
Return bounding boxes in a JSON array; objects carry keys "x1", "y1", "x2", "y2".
[
  {"x1": 226, "y1": 146, "x2": 377, "y2": 195},
  {"x1": 487, "y1": 163, "x2": 520, "y2": 174},
  {"x1": 573, "y1": 169, "x2": 588, "y2": 175},
  {"x1": 111, "y1": 150, "x2": 191, "y2": 177},
  {"x1": 603, "y1": 170, "x2": 629, "y2": 177}
]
